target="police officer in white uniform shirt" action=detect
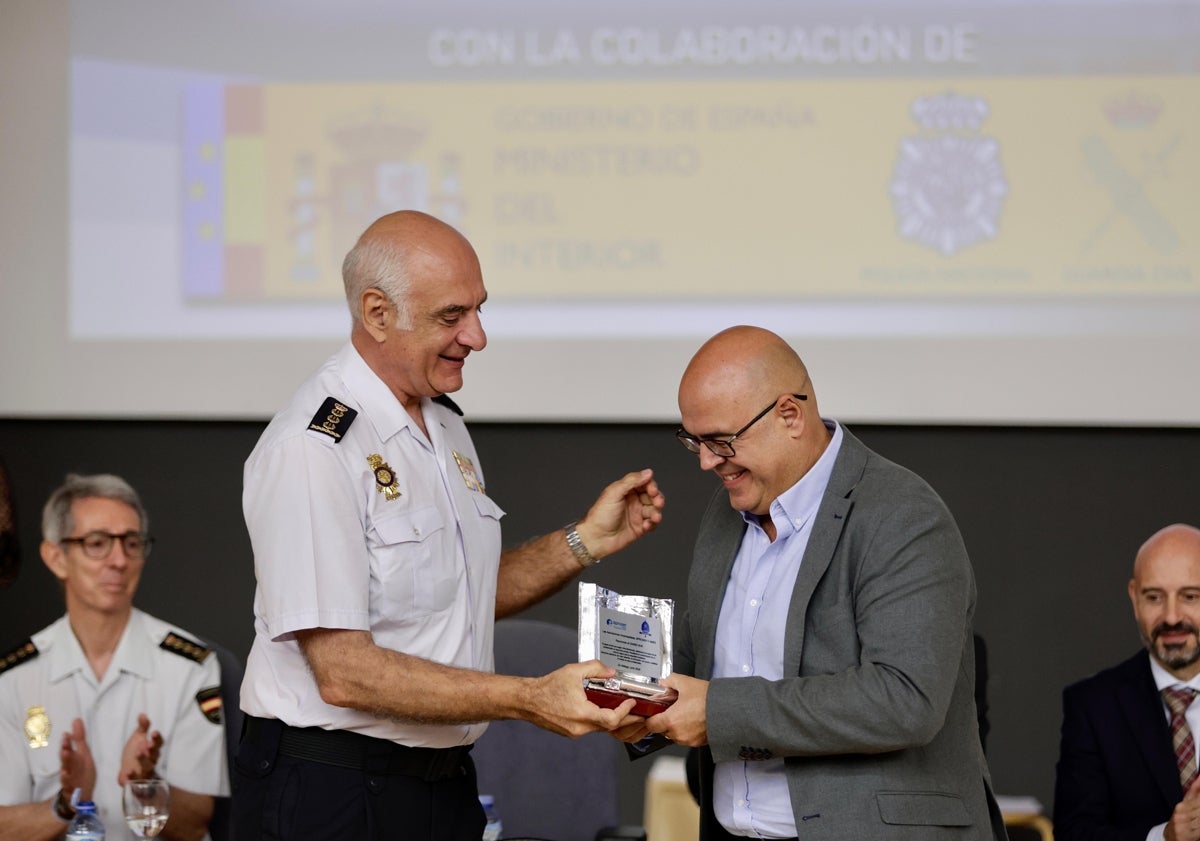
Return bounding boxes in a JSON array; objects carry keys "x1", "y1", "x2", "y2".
[
  {"x1": 0, "y1": 473, "x2": 229, "y2": 841},
  {"x1": 234, "y1": 210, "x2": 665, "y2": 841}
]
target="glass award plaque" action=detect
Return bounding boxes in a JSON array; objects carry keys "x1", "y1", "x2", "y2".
[{"x1": 578, "y1": 582, "x2": 678, "y2": 716}]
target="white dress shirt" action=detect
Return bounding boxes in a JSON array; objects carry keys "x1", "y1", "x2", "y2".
[{"x1": 1145, "y1": 654, "x2": 1200, "y2": 841}]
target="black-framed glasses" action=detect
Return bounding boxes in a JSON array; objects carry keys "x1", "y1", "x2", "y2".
[
  {"x1": 676, "y1": 393, "x2": 807, "y2": 458},
  {"x1": 61, "y1": 530, "x2": 154, "y2": 560}
]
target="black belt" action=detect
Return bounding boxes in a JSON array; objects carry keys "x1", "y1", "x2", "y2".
[{"x1": 246, "y1": 717, "x2": 471, "y2": 782}]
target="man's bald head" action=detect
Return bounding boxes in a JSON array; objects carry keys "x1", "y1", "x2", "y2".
[
  {"x1": 1134, "y1": 524, "x2": 1200, "y2": 579},
  {"x1": 342, "y1": 211, "x2": 478, "y2": 329},
  {"x1": 677, "y1": 326, "x2": 828, "y2": 522},
  {"x1": 1128, "y1": 523, "x2": 1200, "y2": 680},
  {"x1": 680, "y1": 326, "x2": 813, "y2": 412}
]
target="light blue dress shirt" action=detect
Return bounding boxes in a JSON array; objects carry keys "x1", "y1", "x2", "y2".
[{"x1": 712, "y1": 419, "x2": 842, "y2": 838}]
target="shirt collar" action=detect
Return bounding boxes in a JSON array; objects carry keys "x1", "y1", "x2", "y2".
[
  {"x1": 111, "y1": 609, "x2": 155, "y2": 680},
  {"x1": 44, "y1": 610, "x2": 152, "y2": 682},
  {"x1": 742, "y1": 418, "x2": 844, "y2": 538},
  {"x1": 44, "y1": 615, "x2": 85, "y2": 682},
  {"x1": 1148, "y1": 651, "x2": 1200, "y2": 693},
  {"x1": 336, "y1": 341, "x2": 424, "y2": 444}
]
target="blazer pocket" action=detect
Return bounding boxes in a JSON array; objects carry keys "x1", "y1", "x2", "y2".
[{"x1": 876, "y1": 791, "x2": 971, "y2": 827}]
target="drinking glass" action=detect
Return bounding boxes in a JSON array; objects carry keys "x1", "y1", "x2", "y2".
[{"x1": 122, "y1": 778, "x2": 170, "y2": 838}]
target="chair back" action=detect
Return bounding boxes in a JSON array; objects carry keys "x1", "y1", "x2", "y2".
[
  {"x1": 1004, "y1": 814, "x2": 1055, "y2": 841},
  {"x1": 205, "y1": 638, "x2": 244, "y2": 841},
  {"x1": 472, "y1": 619, "x2": 622, "y2": 841}
]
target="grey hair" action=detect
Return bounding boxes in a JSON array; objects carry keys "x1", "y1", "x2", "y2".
[
  {"x1": 341, "y1": 234, "x2": 413, "y2": 329},
  {"x1": 41, "y1": 473, "x2": 148, "y2": 543}
]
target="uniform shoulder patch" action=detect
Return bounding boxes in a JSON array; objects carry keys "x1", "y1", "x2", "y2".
[
  {"x1": 160, "y1": 632, "x2": 211, "y2": 664},
  {"x1": 195, "y1": 686, "x2": 223, "y2": 724},
  {"x1": 308, "y1": 396, "x2": 358, "y2": 442},
  {"x1": 433, "y1": 394, "x2": 464, "y2": 416},
  {"x1": 0, "y1": 638, "x2": 38, "y2": 676}
]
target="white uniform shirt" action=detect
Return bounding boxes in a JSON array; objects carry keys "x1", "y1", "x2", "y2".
[
  {"x1": 240, "y1": 341, "x2": 505, "y2": 748},
  {"x1": 0, "y1": 610, "x2": 230, "y2": 840}
]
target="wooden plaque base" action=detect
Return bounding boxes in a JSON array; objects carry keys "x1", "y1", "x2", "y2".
[{"x1": 586, "y1": 685, "x2": 677, "y2": 717}]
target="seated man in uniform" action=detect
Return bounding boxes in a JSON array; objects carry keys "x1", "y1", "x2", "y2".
[{"x1": 0, "y1": 473, "x2": 229, "y2": 841}]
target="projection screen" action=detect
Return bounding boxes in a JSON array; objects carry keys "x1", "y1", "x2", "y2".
[{"x1": 1, "y1": 0, "x2": 1197, "y2": 423}]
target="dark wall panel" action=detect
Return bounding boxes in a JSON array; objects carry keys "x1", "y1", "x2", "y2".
[{"x1": 2, "y1": 418, "x2": 1198, "y2": 825}]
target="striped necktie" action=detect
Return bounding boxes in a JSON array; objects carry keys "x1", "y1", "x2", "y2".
[{"x1": 1163, "y1": 686, "x2": 1200, "y2": 791}]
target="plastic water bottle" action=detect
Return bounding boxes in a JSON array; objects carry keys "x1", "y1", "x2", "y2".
[
  {"x1": 66, "y1": 800, "x2": 106, "y2": 841},
  {"x1": 479, "y1": 794, "x2": 502, "y2": 841}
]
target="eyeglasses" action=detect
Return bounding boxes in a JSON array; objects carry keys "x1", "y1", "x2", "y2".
[
  {"x1": 676, "y1": 393, "x2": 808, "y2": 458},
  {"x1": 61, "y1": 530, "x2": 154, "y2": 560}
]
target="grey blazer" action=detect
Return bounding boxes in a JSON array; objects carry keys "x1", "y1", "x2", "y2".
[{"x1": 678, "y1": 427, "x2": 1007, "y2": 840}]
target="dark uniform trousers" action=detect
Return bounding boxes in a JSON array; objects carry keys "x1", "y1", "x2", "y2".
[{"x1": 232, "y1": 716, "x2": 485, "y2": 841}]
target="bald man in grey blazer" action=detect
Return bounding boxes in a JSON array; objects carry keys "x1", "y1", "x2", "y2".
[{"x1": 622, "y1": 326, "x2": 1006, "y2": 840}]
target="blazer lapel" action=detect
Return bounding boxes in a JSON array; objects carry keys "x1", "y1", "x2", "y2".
[
  {"x1": 1119, "y1": 654, "x2": 1182, "y2": 805},
  {"x1": 691, "y1": 495, "x2": 746, "y2": 680},
  {"x1": 783, "y1": 429, "x2": 869, "y2": 676}
]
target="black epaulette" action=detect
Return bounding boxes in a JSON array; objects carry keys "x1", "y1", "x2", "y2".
[
  {"x1": 0, "y1": 638, "x2": 38, "y2": 676},
  {"x1": 433, "y1": 394, "x2": 464, "y2": 416},
  {"x1": 307, "y1": 396, "x2": 358, "y2": 442},
  {"x1": 160, "y1": 632, "x2": 211, "y2": 664}
]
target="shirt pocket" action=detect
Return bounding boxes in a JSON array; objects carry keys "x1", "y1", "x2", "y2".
[
  {"x1": 372, "y1": 505, "x2": 456, "y2": 617},
  {"x1": 467, "y1": 493, "x2": 505, "y2": 580},
  {"x1": 470, "y1": 492, "x2": 505, "y2": 522},
  {"x1": 30, "y1": 747, "x2": 60, "y2": 799}
]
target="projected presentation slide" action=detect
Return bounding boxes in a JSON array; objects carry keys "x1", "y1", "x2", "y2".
[
  {"x1": 174, "y1": 78, "x2": 1194, "y2": 301},
  {"x1": 69, "y1": 3, "x2": 1200, "y2": 341},
  {"x1": 39, "y1": 0, "x2": 1196, "y2": 423}
]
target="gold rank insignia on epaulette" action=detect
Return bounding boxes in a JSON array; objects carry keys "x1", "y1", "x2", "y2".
[
  {"x1": 0, "y1": 638, "x2": 37, "y2": 676},
  {"x1": 160, "y1": 632, "x2": 211, "y2": 664},
  {"x1": 308, "y1": 396, "x2": 358, "y2": 442}
]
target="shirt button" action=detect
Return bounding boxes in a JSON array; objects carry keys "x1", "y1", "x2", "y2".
[
  {"x1": 741, "y1": 664, "x2": 751, "y2": 673},
  {"x1": 737, "y1": 799, "x2": 747, "y2": 807},
  {"x1": 749, "y1": 598, "x2": 759, "y2": 607},
  {"x1": 413, "y1": 527, "x2": 421, "y2": 536}
]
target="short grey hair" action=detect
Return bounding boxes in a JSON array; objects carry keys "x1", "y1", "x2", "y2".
[
  {"x1": 342, "y1": 234, "x2": 413, "y2": 329},
  {"x1": 41, "y1": 473, "x2": 148, "y2": 544}
]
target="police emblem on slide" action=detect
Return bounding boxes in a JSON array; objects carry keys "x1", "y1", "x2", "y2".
[
  {"x1": 367, "y1": 454, "x2": 401, "y2": 501},
  {"x1": 889, "y1": 92, "x2": 1008, "y2": 255},
  {"x1": 25, "y1": 705, "x2": 50, "y2": 749}
]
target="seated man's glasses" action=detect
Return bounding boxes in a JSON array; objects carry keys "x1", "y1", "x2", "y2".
[
  {"x1": 61, "y1": 530, "x2": 154, "y2": 560},
  {"x1": 676, "y1": 393, "x2": 807, "y2": 458}
]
